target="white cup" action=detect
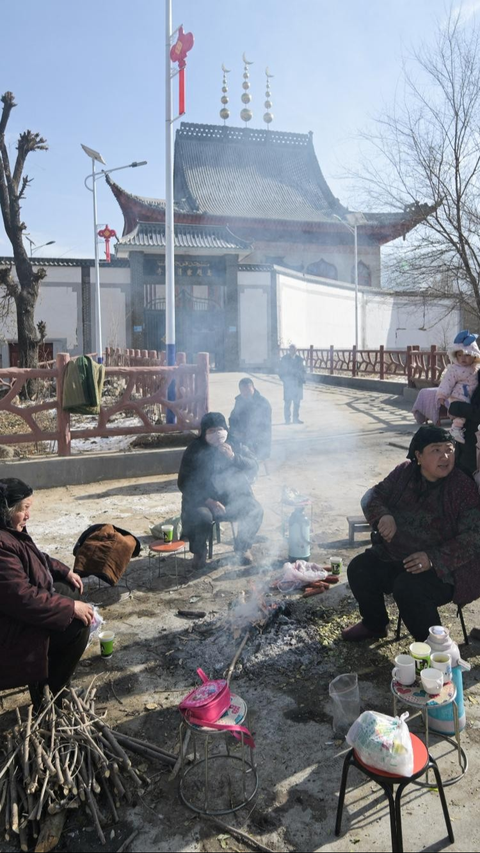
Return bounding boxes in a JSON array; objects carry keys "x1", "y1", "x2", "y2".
[
  {"x1": 430, "y1": 652, "x2": 452, "y2": 681},
  {"x1": 392, "y1": 654, "x2": 416, "y2": 686},
  {"x1": 421, "y1": 667, "x2": 444, "y2": 695}
]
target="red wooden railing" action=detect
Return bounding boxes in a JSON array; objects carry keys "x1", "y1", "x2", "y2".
[
  {"x1": 279, "y1": 345, "x2": 449, "y2": 384},
  {"x1": 0, "y1": 351, "x2": 209, "y2": 457}
]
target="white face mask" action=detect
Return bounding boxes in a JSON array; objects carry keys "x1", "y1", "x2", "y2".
[{"x1": 205, "y1": 429, "x2": 228, "y2": 446}]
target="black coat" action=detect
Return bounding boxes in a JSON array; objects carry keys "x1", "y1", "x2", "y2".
[
  {"x1": 177, "y1": 438, "x2": 258, "y2": 531},
  {"x1": 229, "y1": 390, "x2": 272, "y2": 460},
  {"x1": 449, "y1": 374, "x2": 480, "y2": 474}
]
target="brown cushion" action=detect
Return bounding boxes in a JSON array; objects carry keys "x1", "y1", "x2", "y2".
[{"x1": 73, "y1": 524, "x2": 137, "y2": 586}]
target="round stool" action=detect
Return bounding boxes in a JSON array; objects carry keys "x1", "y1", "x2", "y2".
[
  {"x1": 179, "y1": 693, "x2": 258, "y2": 815},
  {"x1": 148, "y1": 540, "x2": 187, "y2": 589}
]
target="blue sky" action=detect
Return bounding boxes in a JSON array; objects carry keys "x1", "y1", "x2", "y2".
[{"x1": 0, "y1": 0, "x2": 475, "y2": 259}]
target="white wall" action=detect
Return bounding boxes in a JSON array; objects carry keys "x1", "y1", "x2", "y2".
[
  {"x1": 276, "y1": 270, "x2": 462, "y2": 350},
  {"x1": 101, "y1": 287, "x2": 127, "y2": 349}
]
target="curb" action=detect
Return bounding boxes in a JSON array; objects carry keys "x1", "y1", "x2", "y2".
[
  {"x1": 0, "y1": 447, "x2": 185, "y2": 489},
  {"x1": 307, "y1": 373, "x2": 408, "y2": 396}
]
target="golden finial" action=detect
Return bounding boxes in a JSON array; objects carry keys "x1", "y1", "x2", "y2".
[
  {"x1": 264, "y1": 67, "x2": 274, "y2": 127},
  {"x1": 240, "y1": 53, "x2": 253, "y2": 124},
  {"x1": 220, "y1": 63, "x2": 231, "y2": 123}
]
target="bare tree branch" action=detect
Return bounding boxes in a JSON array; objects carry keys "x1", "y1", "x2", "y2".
[{"x1": 346, "y1": 11, "x2": 480, "y2": 317}]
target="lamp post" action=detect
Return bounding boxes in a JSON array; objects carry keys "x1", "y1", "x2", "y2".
[
  {"x1": 25, "y1": 237, "x2": 56, "y2": 257},
  {"x1": 81, "y1": 144, "x2": 147, "y2": 363},
  {"x1": 333, "y1": 213, "x2": 365, "y2": 350}
]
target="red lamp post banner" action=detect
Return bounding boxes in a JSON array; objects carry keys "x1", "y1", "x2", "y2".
[
  {"x1": 97, "y1": 225, "x2": 117, "y2": 263},
  {"x1": 170, "y1": 26, "x2": 194, "y2": 116}
]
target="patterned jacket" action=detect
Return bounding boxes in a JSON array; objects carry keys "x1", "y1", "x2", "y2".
[{"x1": 361, "y1": 461, "x2": 480, "y2": 606}]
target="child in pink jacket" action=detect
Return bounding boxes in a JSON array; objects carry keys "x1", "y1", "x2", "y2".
[{"x1": 436, "y1": 330, "x2": 480, "y2": 443}]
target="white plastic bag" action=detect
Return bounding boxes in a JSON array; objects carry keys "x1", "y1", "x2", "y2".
[
  {"x1": 87, "y1": 605, "x2": 104, "y2": 647},
  {"x1": 346, "y1": 711, "x2": 413, "y2": 776},
  {"x1": 276, "y1": 560, "x2": 328, "y2": 591}
]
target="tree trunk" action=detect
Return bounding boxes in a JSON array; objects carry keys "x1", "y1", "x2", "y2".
[{"x1": 16, "y1": 286, "x2": 39, "y2": 369}]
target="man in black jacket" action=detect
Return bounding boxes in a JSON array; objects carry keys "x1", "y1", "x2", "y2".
[
  {"x1": 279, "y1": 345, "x2": 306, "y2": 424},
  {"x1": 178, "y1": 412, "x2": 264, "y2": 570},
  {"x1": 229, "y1": 378, "x2": 272, "y2": 461}
]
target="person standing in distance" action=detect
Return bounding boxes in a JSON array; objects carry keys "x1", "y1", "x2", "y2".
[{"x1": 279, "y1": 344, "x2": 306, "y2": 424}]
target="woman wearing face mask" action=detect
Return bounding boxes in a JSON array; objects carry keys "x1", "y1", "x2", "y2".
[
  {"x1": 178, "y1": 412, "x2": 264, "y2": 570},
  {"x1": 0, "y1": 478, "x2": 93, "y2": 708}
]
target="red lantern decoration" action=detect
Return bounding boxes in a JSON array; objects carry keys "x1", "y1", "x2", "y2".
[
  {"x1": 170, "y1": 26, "x2": 194, "y2": 116},
  {"x1": 98, "y1": 225, "x2": 117, "y2": 263}
]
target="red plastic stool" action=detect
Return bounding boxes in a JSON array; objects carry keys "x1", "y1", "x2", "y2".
[
  {"x1": 148, "y1": 540, "x2": 187, "y2": 588},
  {"x1": 335, "y1": 733, "x2": 454, "y2": 853}
]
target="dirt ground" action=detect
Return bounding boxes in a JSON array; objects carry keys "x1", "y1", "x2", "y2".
[{"x1": 2, "y1": 373, "x2": 480, "y2": 853}]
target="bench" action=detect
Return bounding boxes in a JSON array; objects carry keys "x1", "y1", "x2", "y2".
[{"x1": 347, "y1": 515, "x2": 371, "y2": 546}]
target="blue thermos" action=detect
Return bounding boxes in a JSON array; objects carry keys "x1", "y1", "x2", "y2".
[{"x1": 427, "y1": 664, "x2": 467, "y2": 735}]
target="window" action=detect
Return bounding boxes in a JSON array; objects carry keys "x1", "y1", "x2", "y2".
[
  {"x1": 306, "y1": 258, "x2": 338, "y2": 280},
  {"x1": 351, "y1": 260, "x2": 371, "y2": 287}
]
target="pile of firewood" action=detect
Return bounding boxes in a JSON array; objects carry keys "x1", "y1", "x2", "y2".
[{"x1": 0, "y1": 684, "x2": 151, "y2": 848}]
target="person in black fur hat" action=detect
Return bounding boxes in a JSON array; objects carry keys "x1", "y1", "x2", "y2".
[{"x1": 178, "y1": 412, "x2": 264, "y2": 570}]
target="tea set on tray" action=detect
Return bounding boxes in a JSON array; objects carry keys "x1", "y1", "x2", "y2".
[{"x1": 392, "y1": 625, "x2": 465, "y2": 694}]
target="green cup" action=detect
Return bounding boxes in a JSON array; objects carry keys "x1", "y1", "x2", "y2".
[
  {"x1": 409, "y1": 642, "x2": 431, "y2": 673},
  {"x1": 329, "y1": 556, "x2": 343, "y2": 576},
  {"x1": 99, "y1": 630, "x2": 115, "y2": 658},
  {"x1": 161, "y1": 524, "x2": 174, "y2": 543}
]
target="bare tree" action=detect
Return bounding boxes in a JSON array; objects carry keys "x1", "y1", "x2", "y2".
[
  {"x1": 0, "y1": 91, "x2": 48, "y2": 368},
  {"x1": 353, "y1": 12, "x2": 480, "y2": 319}
]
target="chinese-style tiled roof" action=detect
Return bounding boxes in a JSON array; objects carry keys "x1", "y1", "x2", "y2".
[
  {"x1": 0, "y1": 256, "x2": 130, "y2": 267},
  {"x1": 107, "y1": 122, "x2": 436, "y2": 244},
  {"x1": 173, "y1": 122, "x2": 347, "y2": 222},
  {"x1": 117, "y1": 221, "x2": 250, "y2": 252}
]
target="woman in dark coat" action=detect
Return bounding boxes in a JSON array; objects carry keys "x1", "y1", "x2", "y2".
[
  {"x1": 449, "y1": 373, "x2": 480, "y2": 474},
  {"x1": 178, "y1": 412, "x2": 264, "y2": 570},
  {"x1": 342, "y1": 427, "x2": 480, "y2": 643},
  {"x1": 0, "y1": 478, "x2": 93, "y2": 706}
]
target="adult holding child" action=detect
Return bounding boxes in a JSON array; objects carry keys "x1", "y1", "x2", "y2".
[
  {"x1": 342, "y1": 426, "x2": 480, "y2": 643},
  {"x1": 436, "y1": 329, "x2": 480, "y2": 444},
  {"x1": 0, "y1": 478, "x2": 93, "y2": 707}
]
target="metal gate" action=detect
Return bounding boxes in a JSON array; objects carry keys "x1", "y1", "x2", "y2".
[{"x1": 144, "y1": 290, "x2": 225, "y2": 369}]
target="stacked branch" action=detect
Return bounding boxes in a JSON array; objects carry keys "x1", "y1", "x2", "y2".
[{"x1": 0, "y1": 684, "x2": 165, "y2": 847}]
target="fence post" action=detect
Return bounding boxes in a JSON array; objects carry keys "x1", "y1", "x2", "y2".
[
  {"x1": 407, "y1": 346, "x2": 413, "y2": 382},
  {"x1": 379, "y1": 345, "x2": 385, "y2": 380},
  {"x1": 309, "y1": 344, "x2": 314, "y2": 373},
  {"x1": 56, "y1": 353, "x2": 71, "y2": 457},
  {"x1": 352, "y1": 345, "x2": 357, "y2": 378},
  {"x1": 196, "y1": 352, "x2": 210, "y2": 420},
  {"x1": 176, "y1": 352, "x2": 187, "y2": 365},
  {"x1": 430, "y1": 345, "x2": 437, "y2": 383},
  {"x1": 329, "y1": 345, "x2": 334, "y2": 375}
]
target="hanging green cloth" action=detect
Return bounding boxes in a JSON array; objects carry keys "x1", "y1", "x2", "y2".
[{"x1": 62, "y1": 355, "x2": 105, "y2": 414}]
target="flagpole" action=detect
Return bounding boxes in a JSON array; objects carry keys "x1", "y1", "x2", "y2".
[{"x1": 165, "y1": 0, "x2": 176, "y2": 421}]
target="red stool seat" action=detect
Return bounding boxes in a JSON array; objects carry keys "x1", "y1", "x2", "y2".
[
  {"x1": 354, "y1": 733, "x2": 428, "y2": 779},
  {"x1": 149, "y1": 540, "x2": 186, "y2": 553},
  {"x1": 336, "y1": 731, "x2": 454, "y2": 851}
]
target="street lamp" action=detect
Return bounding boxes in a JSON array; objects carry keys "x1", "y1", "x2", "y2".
[
  {"x1": 81, "y1": 144, "x2": 147, "y2": 363},
  {"x1": 333, "y1": 213, "x2": 366, "y2": 350},
  {"x1": 25, "y1": 236, "x2": 56, "y2": 257}
]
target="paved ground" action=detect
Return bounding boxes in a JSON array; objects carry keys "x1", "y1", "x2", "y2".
[{"x1": 2, "y1": 373, "x2": 480, "y2": 853}]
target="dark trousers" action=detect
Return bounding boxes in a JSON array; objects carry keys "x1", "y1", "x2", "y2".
[
  {"x1": 29, "y1": 580, "x2": 90, "y2": 705},
  {"x1": 185, "y1": 497, "x2": 263, "y2": 556},
  {"x1": 347, "y1": 550, "x2": 454, "y2": 642}
]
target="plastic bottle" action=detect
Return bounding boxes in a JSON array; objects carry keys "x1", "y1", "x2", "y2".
[{"x1": 288, "y1": 507, "x2": 311, "y2": 560}]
